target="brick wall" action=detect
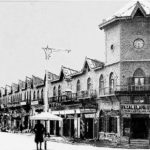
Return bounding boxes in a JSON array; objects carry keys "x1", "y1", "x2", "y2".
[{"x1": 120, "y1": 17, "x2": 150, "y2": 61}]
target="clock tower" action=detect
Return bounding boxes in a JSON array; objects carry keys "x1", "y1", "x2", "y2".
[{"x1": 99, "y1": 0, "x2": 150, "y2": 85}]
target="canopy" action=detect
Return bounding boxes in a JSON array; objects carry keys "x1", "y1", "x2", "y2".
[{"x1": 30, "y1": 112, "x2": 63, "y2": 121}]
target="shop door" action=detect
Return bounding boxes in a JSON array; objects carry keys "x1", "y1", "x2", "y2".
[
  {"x1": 71, "y1": 119, "x2": 74, "y2": 137},
  {"x1": 131, "y1": 115, "x2": 148, "y2": 139},
  {"x1": 50, "y1": 120, "x2": 54, "y2": 135},
  {"x1": 85, "y1": 118, "x2": 93, "y2": 139},
  {"x1": 63, "y1": 119, "x2": 70, "y2": 136},
  {"x1": 56, "y1": 121, "x2": 59, "y2": 136}
]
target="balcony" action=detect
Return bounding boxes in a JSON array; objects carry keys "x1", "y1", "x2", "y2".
[
  {"x1": 99, "y1": 84, "x2": 150, "y2": 97},
  {"x1": 115, "y1": 84, "x2": 150, "y2": 92},
  {"x1": 77, "y1": 90, "x2": 97, "y2": 99},
  {"x1": 48, "y1": 93, "x2": 78, "y2": 106}
]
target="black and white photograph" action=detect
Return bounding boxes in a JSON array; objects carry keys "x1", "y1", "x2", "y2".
[{"x1": 0, "y1": 0, "x2": 150, "y2": 149}]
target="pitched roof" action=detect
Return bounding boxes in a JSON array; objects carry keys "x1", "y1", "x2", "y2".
[
  {"x1": 51, "y1": 66, "x2": 79, "y2": 82},
  {"x1": 61, "y1": 66, "x2": 79, "y2": 77},
  {"x1": 84, "y1": 57, "x2": 104, "y2": 69},
  {"x1": 99, "y1": 0, "x2": 150, "y2": 29}
]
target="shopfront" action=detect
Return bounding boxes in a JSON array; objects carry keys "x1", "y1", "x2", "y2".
[{"x1": 121, "y1": 104, "x2": 150, "y2": 140}]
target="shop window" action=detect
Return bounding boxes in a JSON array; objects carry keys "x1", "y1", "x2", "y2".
[
  {"x1": 108, "y1": 117, "x2": 117, "y2": 133},
  {"x1": 99, "y1": 116, "x2": 105, "y2": 132}
]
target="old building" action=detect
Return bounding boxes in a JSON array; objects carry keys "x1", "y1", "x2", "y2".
[
  {"x1": 98, "y1": 0, "x2": 150, "y2": 145},
  {"x1": 47, "y1": 0, "x2": 150, "y2": 146},
  {"x1": 0, "y1": 75, "x2": 45, "y2": 132},
  {"x1": 0, "y1": 0, "x2": 150, "y2": 146}
]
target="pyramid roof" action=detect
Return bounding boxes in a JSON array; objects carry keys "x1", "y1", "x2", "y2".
[{"x1": 99, "y1": 0, "x2": 150, "y2": 29}]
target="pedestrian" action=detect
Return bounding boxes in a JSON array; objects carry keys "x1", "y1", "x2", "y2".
[
  {"x1": 34, "y1": 120, "x2": 45, "y2": 150},
  {"x1": 20, "y1": 123, "x2": 23, "y2": 133}
]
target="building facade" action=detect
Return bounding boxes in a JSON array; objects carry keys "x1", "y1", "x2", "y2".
[
  {"x1": 0, "y1": 76, "x2": 45, "y2": 132},
  {"x1": 0, "y1": 0, "x2": 150, "y2": 146}
]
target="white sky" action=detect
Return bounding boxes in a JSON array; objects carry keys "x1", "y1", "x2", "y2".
[{"x1": 0, "y1": 0, "x2": 130, "y2": 87}]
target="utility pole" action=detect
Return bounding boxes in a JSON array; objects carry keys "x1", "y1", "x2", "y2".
[{"x1": 42, "y1": 45, "x2": 71, "y2": 60}]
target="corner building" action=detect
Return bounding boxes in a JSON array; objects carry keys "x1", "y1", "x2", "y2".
[
  {"x1": 47, "y1": 0, "x2": 150, "y2": 145},
  {"x1": 99, "y1": 0, "x2": 150, "y2": 145}
]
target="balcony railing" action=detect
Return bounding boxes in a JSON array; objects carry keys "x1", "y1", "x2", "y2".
[
  {"x1": 77, "y1": 90, "x2": 97, "y2": 99},
  {"x1": 99, "y1": 84, "x2": 150, "y2": 96},
  {"x1": 48, "y1": 93, "x2": 78, "y2": 104},
  {"x1": 115, "y1": 84, "x2": 150, "y2": 92}
]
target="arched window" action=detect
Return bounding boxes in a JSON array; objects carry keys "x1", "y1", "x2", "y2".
[
  {"x1": 58, "y1": 85, "x2": 61, "y2": 96},
  {"x1": 53, "y1": 86, "x2": 56, "y2": 97},
  {"x1": 76, "y1": 80, "x2": 81, "y2": 92},
  {"x1": 109, "y1": 72, "x2": 114, "y2": 93},
  {"x1": 41, "y1": 89, "x2": 43, "y2": 99},
  {"x1": 99, "y1": 75, "x2": 104, "y2": 95},
  {"x1": 33, "y1": 91, "x2": 36, "y2": 100},
  {"x1": 87, "y1": 77, "x2": 92, "y2": 91},
  {"x1": 133, "y1": 68, "x2": 145, "y2": 86},
  {"x1": 37, "y1": 90, "x2": 39, "y2": 99},
  {"x1": 29, "y1": 91, "x2": 31, "y2": 99}
]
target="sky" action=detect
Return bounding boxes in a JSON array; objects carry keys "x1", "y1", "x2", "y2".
[{"x1": 0, "y1": 0, "x2": 131, "y2": 87}]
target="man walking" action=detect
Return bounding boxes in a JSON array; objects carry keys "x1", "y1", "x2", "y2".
[{"x1": 34, "y1": 120, "x2": 45, "y2": 150}]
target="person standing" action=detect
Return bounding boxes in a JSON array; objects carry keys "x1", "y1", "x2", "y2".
[{"x1": 34, "y1": 120, "x2": 45, "y2": 150}]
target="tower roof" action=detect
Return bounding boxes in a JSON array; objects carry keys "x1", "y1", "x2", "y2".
[{"x1": 99, "y1": 0, "x2": 150, "y2": 29}]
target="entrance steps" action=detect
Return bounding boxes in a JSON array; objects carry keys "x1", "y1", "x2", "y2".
[{"x1": 130, "y1": 139, "x2": 149, "y2": 148}]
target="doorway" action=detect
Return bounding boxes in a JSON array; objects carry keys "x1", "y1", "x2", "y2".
[
  {"x1": 85, "y1": 118, "x2": 93, "y2": 139},
  {"x1": 131, "y1": 115, "x2": 148, "y2": 139}
]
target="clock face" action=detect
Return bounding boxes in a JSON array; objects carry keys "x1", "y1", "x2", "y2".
[{"x1": 133, "y1": 38, "x2": 144, "y2": 49}]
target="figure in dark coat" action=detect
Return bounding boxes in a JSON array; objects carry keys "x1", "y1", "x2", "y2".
[{"x1": 34, "y1": 120, "x2": 45, "y2": 150}]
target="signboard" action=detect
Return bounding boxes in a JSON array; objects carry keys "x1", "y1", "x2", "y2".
[
  {"x1": 31, "y1": 100, "x2": 39, "y2": 105},
  {"x1": 20, "y1": 101, "x2": 26, "y2": 106},
  {"x1": 85, "y1": 114, "x2": 95, "y2": 118},
  {"x1": 121, "y1": 104, "x2": 150, "y2": 114}
]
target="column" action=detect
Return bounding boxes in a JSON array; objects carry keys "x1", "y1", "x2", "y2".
[{"x1": 117, "y1": 116, "x2": 120, "y2": 136}]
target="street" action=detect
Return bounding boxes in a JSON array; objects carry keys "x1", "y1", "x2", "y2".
[{"x1": 0, "y1": 132, "x2": 131, "y2": 150}]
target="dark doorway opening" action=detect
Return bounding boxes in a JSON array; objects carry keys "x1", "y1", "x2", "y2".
[
  {"x1": 50, "y1": 121, "x2": 54, "y2": 135},
  {"x1": 85, "y1": 118, "x2": 93, "y2": 139},
  {"x1": 131, "y1": 114, "x2": 148, "y2": 139},
  {"x1": 56, "y1": 121, "x2": 59, "y2": 136}
]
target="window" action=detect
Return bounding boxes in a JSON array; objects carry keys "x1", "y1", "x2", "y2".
[
  {"x1": 41, "y1": 89, "x2": 43, "y2": 99},
  {"x1": 24, "y1": 93, "x2": 26, "y2": 100},
  {"x1": 87, "y1": 77, "x2": 92, "y2": 91},
  {"x1": 58, "y1": 85, "x2": 61, "y2": 96},
  {"x1": 109, "y1": 73, "x2": 114, "y2": 94},
  {"x1": 133, "y1": 68, "x2": 145, "y2": 86},
  {"x1": 33, "y1": 91, "x2": 36, "y2": 100},
  {"x1": 76, "y1": 80, "x2": 80, "y2": 92},
  {"x1": 99, "y1": 75, "x2": 104, "y2": 95},
  {"x1": 37, "y1": 90, "x2": 39, "y2": 99},
  {"x1": 53, "y1": 86, "x2": 56, "y2": 97}
]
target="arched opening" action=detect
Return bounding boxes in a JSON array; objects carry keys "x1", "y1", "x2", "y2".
[
  {"x1": 58, "y1": 85, "x2": 61, "y2": 96},
  {"x1": 99, "y1": 75, "x2": 104, "y2": 95},
  {"x1": 109, "y1": 72, "x2": 114, "y2": 94},
  {"x1": 133, "y1": 68, "x2": 145, "y2": 86},
  {"x1": 53, "y1": 86, "x2": 56, "y2": 97}
]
